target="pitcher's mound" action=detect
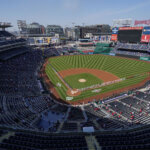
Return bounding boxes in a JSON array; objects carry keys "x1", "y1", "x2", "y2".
[{"x1": 79, "y1": 79, "x2": 86, "y2": 83}]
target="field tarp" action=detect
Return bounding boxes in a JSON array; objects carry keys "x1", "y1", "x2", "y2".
[{"x1": 94, "y1": 43, "x2": 112, "y2": 54}]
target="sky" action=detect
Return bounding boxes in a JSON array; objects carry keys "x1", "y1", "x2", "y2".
[{"x1": 0, "y1": 0, "x2": 150, "y2": 31}]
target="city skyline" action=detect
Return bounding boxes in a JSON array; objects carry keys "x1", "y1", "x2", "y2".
[{"x1": 1, "y1": 0, "x2": 150, "y2": 31}]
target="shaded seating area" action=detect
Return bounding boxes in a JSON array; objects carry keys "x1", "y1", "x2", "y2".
[
  {"x1": 0, "y1": 47, "x2": 29, "y2": 60},
  {"x1": 96, "y1": 127, "x2": 150, "y2": 150},
  {"x1": 61, "y1": 122, "x2": 78, "y2": 132},
  {"x1": 97, "y1": 117, "x2": 124, "y2": 130},
  {"x1": 0, "y1": 31, "x2": 14, "y2": 37},
  {"x1": 0, "y1": 50, "x2": 43, "y2": 96},
  {"x1": 43, "y1": 48, "x2": 61, "y2": 57},
  {"x1": 0, "y1": 131, "x2": 88, "y2": 150},
  {"x1": 68, "y1": 107, "x2": 85, "y2": 121}
]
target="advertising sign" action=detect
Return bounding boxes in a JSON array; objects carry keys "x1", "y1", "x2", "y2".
[
  {"x1": 134, "y1": 20, "x2": 150, "y2": 26},
  {"x1": 66, "y1": 97, "x2": 73, "y2": 101},
  {"x1": 141, "y1": 26, "x2": 150, "y2": 43},
  {"x1": 99, "y1": 36, "x2": 101, "y2": 41},
  {"x1": 112, "y1": 27, "x2": 119, "y2": 34},
  {"x1": 140, "y1": 57, "x2": 150, "y2": 61},
  {"x1": 141, "y1": 35, "x2": 150, "y2": 43},
  {"x1": 142, "y1": 26, "x2": 150, "y2": 35},
  {"x1": 119, "y1": 27, "x2": 143, "y2": 30},
  {"x1": 109, "y1": 53, "x2": 116, "y2": 56},
  {"x1": 111, "y1": 34, "x2": 117, "y2": 41}
]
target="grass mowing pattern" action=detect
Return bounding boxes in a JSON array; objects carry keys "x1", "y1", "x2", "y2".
[
  {"x1": 72, "y1": 74, "x2": 147, "y2": 101},
  {"x1": 64, "y1": 73, "x2": 103, "y2": 89},
  {"x1": 46, "y1": 55, "x2": 150, "y2": 101},
  {"x1": 45, "y1": 64, "x2": 67, "y2": 99}
]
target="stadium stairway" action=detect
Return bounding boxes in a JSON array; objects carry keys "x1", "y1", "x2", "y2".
[
  {"x1": 30, "y1": 114, "x2": 41, "y2": 126},
  {"x1": 29, "y1": 105, "x2": 52, "y2": 127},
  {"x1": 81, "y1": 106, "x2": 88, "y2": 122},
  {"x1": 56, "y1": 107, "x2": 71, "y2": 133},
  {"x1": 3, "y1": 96, "x2": 8, "y2": 112},
  {"x1": 56, "y1": 121, "x2": 64, "y2": 133},
  {"x1": 85, "y1": 135, "x2": 101, "y2": 150},
  {"x1": 50, "y1": 103, "x2": 59, "y2": 109},
  {"x1": 135, "y1": 96, "x2": 150, "y2": 104},
  {"x1": 94, "y1": 103, "x2": 110, "y2": 117},
  {"x1": 118, "y1": 98, "x2": 150, "y2": 118},
  {"x1": 102, "y1": 106, "x2": 132, "y2": 123},
  {"x1": 118, "y1": 99, "x2": 141, "y2": 112},
  {"x1": 64, "y1": 107, "x2": 71, "y2": 121},
  {"x1": 93, "y1": 120, "x2": 103, "y2": 130},
  {"x1": 77, "y1": 122, "x2": 82, "y2": 132},
  {"x1": 0, "y1": 131, "x2": 15, "y2": 143}
]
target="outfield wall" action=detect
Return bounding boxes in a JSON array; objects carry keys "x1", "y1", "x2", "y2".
[
  {"x1": 101, "y1": 53, "x2": 141, "y2": 60},
  {"x1": 115, "y1": 53, "x2": 140, "y2": 59},
  {"x1": 140, "y1": 56, "x2": 150, "y2": 61},
  {"x1": 114, "y1": 54, "x2": 150, "y2": 62}
]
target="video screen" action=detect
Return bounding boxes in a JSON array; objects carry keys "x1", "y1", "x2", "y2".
[{"x1": 118, "y1": 30, "x2": 142, "y2": 43}]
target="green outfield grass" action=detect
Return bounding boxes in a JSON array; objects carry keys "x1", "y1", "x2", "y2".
[
  {"x1": 45, "y1": 55, "x2": 150, "y2": 102},
  {"x1": 64, "y1": 73, "x2": 103, "y2": 89}
]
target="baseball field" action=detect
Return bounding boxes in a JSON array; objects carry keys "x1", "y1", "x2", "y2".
[{"x1": 43, "y1": 54, "x2": 150, "y2": 104}]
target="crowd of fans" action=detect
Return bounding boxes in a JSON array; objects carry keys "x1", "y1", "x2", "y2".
[
  {"x1": 112, "y1": 42, "x2": 150, "y2": 57},
  {"x1": 112, "y1": 48, "x2": 149, "y2": 57},
  {"x1": 116, "y1": 42, "x2": 150, "y2": 51}
]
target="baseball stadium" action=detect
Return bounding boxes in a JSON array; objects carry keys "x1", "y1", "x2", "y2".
[
  {"x1": 1, "y1": 1, "x2": 150, "y2": 148},
  {"x1": 1, "y1": 20, "x2": 150, "y2": 150}
]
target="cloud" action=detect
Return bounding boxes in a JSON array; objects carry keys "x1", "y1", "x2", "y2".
[
  {"x1": 62, "y1": 0, "x2": 80, "y2": 10},
  {"x1": 110, "y1": 1, "x2": 150, "y2": 15},
  {"x1": 78, "y1": 0, "x2": 150, "y2": 25}
]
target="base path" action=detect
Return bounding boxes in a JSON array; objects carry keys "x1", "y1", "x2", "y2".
[{"x1": 58, "y1": 68, "x2": 119, "y2": 82}]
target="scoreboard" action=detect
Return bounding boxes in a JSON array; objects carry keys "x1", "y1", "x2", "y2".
[
  {"x1": 111, "y1": 26, "x2": 150, "y2": 43},
  {"x1": 118, "y1": 29, "x2": 142, "y2": 43}
]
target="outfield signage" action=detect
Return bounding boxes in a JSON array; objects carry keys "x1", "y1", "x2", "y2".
[
  {"x1": 111, "y1": 34, "x2": 118, "y2": 41},
  {"x1": 92, "y1": 89, "x2": 101, "y2": 93},
  {"x1": 112, "y1": 27, "x2": 119, "y2": 34},
  {"x1": 109, "y1": 53, "x2": 116, "y2": 56},
  {"x1": 119, "y1": 27, "x2": 143, "y2": 30},
  {"x1": 134, "y1": 20, "x2": 150, "y2": 26},
  {"x1": 79, "y1": 78, "x2": 125, "y2": 92},
  {"x1": 66, "y1": 97, "x2": 73, "y2": 101},
  {"x1": 140, "y1": 57, "x2": 150, "y2": 61},
  {"x1": 116, "y1": 54, "x2": 140, "y2": 59}
]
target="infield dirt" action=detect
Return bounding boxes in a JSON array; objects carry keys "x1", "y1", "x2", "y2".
[{"x1": 58, "y1": 68, "x2": 119, "y2": 82}]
